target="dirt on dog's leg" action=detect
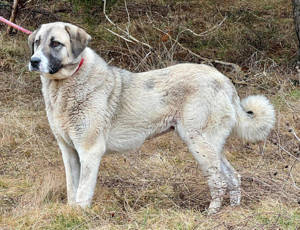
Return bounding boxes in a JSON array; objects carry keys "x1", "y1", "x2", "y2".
[
  {"x1": 177, "y1": 124, "x2": 228, "y2": 215},
  {"x1": 190, "y1": 138, "x2": 227, "y2": 215},
  {"x1": 221, "y1": 154, "x2": 241, "y2": 206}
]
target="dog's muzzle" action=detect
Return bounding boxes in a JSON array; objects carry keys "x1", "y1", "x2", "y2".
[{"x1": 30, "y1": 57, "x2": 41, "y2": 70}]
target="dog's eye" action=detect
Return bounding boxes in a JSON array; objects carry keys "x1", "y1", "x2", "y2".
[
  {"x1": 51, "y1": 41, "x2": 61, "y2": 48},
  {"x1": 34, "y1": 39, "x2": 40, "y2": 46}
]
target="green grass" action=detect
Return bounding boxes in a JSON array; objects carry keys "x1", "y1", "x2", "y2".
[
  {"x1": 256, "y1": 208, "x2": 300, "y2": 229},
  {"x1": 272, "y1": 88, "x2": 300, "y2": 109},
  {"x1": 48, "y1": 214, "x2": 88, "y2": 230},
  {"x1": 289, "y1": 88, "x2": 300, "y2": 100}
]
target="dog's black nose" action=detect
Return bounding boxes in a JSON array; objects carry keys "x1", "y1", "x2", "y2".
[{"x1": 30, "y1": 57, "x2": 41, "y2": 68}]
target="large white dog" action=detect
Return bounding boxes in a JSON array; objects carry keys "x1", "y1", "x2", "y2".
[{"x1": 28, "y1": 22, "x2": 275, "y2": 214}]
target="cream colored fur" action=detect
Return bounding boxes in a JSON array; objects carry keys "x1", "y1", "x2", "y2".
[
  {"x1": 28, "y1": 22, "x2": 275, "y2": 214},
  {"x1": 234, "y1": 95, "x2": 275, "y2": 142}
]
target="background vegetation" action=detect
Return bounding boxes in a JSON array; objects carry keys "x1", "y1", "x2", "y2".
[{"x1": 0, "y1": 0, "x2": 300, "y2": 229}]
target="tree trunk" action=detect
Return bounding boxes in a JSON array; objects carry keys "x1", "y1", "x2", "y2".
[
  {"x1": 6, "y1": 0, "x2": 19, "y2": 35},
  {"x1": 292, "y1": 0, "x2": 300, "y2": 64}
]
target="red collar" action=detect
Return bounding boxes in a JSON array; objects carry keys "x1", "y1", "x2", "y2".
[{"x1": 73, "y1": 58, "x2": 84, "y2": 75}]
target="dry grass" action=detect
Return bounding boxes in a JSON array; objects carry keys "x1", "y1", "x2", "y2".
[{"x1": 1, "y1": 0, "x2": 300, "y2": 229}]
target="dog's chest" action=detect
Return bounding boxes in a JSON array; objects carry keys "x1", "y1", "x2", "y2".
[
  {"x1": 41, "y1": 76, "x2": 116, "y2": 145},
  {"x1": 42, "y1": 79, "x2": 91, "y2": 140}
]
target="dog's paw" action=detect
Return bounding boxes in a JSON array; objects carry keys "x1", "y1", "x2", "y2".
[
  {"x1": 207, "y1": 199, "x2": 221, "y2": 215},
  {"x1": 229, "y1": 190, "x2": 241, "y2": 206},
  {"x1": 75, "y1": 200, "x2": 91, "y2": 208},
  {"x1": 207, "y1": 207, "x2": 219, "y2": 215}
]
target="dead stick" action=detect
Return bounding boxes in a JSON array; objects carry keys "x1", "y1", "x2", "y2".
[{"x1": 7, "y1": 0, "x2": 19, "y2": 35}]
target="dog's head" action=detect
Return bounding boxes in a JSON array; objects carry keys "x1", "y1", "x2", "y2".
[{"x1": 28, "y1": 22, "x2": 91, "y2": 78}]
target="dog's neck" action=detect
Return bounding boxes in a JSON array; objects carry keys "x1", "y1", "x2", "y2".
[
  {"x1": 41, "y1": 47, "x2": 110, "y2": 81},
  {"x1": 72, "y1": 58, "x2": 84, "y2": 76},
  {"x1": 41, "y1": 57, "x2": 85, "y2": 80}
]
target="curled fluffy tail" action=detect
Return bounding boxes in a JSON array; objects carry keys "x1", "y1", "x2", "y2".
[{"x1": 233, "y1": 95, "x2": 275, "y2": 142}]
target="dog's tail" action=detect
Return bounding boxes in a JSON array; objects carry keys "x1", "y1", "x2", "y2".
[{"x1": 233, "y1": 95, "x2": 275, "y2": 142}]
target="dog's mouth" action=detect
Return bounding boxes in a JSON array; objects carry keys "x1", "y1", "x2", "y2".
[
  {"x1": 28, "y1": 64, "x2": 39, "y2": 72},
  {"x1": 48, "y1": 64, "x2": 62, "y2": 74},
  {"x1": 28, "y1": 56, "x2": 62, "y2": 75},
  {"x1": 48, "y1": 54, "x2": 62, "y2": 74},
  {"x1": 29, "y1": 64, "x2": 61, "y2": 74},
  {"x1": 28, "y1": 63, "x2": 49, "y2": 74},
  {"x1": 28, "y1": 62, "x2": 44, "y2": 73}
]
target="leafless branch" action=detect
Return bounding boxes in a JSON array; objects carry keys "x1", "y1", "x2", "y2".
[
  {"x1": 103, "y1": 0, "x2": 241, "y2": 73},
  {"x1": 278, "y1": 143, "x2": 300, "y2": 161},
  {"x1": 134, "y1": 51, "x2": 152, "y2": 71},
  {"x1": 153, "y1": 25, "x2": 242, "y2": 73},
  {"x1": 181, "y1": 16, "x2": 227, "y2": 37},
  {"x1": 289, "y1": 159, "x2": 300, "y2": 190},
  {"x1": 104, "y1": 28, "x2": 134, "y2": 43},
  {"x1": 291, "y1": 128, "x2": 300, "y2": 142},
  {"x1": 102, "y1": 0, "x2": 153, "y2": 49},
  {"x1": 124, "y1": 0, "x2": 131, "y2": 29}
]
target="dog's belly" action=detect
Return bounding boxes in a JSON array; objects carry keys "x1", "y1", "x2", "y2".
[
  {"x1": 106, "y1": 127, "x2": 150, "y2": 152},
  {"x1": 106, "y1": 116, "x2": 175, "y2": 152}
]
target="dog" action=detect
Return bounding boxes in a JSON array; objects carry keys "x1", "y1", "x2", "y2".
[{"x1": 28, "y1": 22, "x2": 275, "y2": 214}]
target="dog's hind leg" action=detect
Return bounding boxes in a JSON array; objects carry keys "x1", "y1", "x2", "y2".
[
  {"x1": 221, "y1": 154, "x2": 241, "y2": 206},
  {"x1": 177, "y1": 123, "x2": 229, "y2": 215},
  {"x1": 57, "y1": 138, "x2": 80, "y2": 205}
]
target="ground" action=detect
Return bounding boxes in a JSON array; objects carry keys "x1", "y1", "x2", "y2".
[{"x1": 0, "y1": 0, "x2": 300, "y2": 229}]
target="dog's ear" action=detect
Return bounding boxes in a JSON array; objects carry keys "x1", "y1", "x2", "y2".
[
  {"x1": 28, "y1": 28, "x2": 39, "y2": 55},
  {"x1": 65, "y1": 25, "x2": 91, "y2": 58}
]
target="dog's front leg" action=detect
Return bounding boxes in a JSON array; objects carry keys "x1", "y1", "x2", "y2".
[
  {"x1": 75, "y1": 136, "x2": 106, "y2": 208},
  {"x1": 57, "y1": 138, "x2": 80, "y2": 205}
]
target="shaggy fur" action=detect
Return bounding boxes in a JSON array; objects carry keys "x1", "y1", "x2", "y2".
[
  {"x1": 28, "y1": 22, "x2": 275, "y2": 214},
  {"x1": 234, "y1": 95, "x2": 275, "y2": 142}
]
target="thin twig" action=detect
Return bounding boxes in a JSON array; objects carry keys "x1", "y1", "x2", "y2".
[
  {"x1": 144, "y1": 12, "x2": 241, "y2": 72},
  {"x1": 103, "y1": 1, "x2": 241, "y2": 73},
  {"x1": 181, "y1": 16, "x2": 227, "y2": 37},
  {"x1": 104, "y1": 28, "x2": 134, "y2": 43},
  {"x1": 134, "y1": 51, "x2": 152, "y2": 71},
  {"x1": 124, "y1": 0, "x2": 130, "y2": 30},
  {"x1": 278, "y1": 143, "x2": 300, "y2": 161},
  {"x1": 153, "y1": 25, "x2": 242, "y2": 73},
  {"x1": 289, "y1": 159, "x2": 300, "y2": 190},
  {"x1": 103, "y1": 0, "x2": 152, "y2": 49},
  {"x1": 291, "y1": 127, "x2": 300, "y2": 142}
]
